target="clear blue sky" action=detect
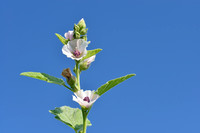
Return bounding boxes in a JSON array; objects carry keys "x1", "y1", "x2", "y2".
[{"x1": 1, "y1": 0, "x2": 200, "y2": 133}]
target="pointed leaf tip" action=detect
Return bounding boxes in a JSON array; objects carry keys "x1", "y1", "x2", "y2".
[
  {"x1": 20, "y1": 72, "x2": 65, "y2": 85},
  {"x1": 55, "y1": 33, "x2": 68, "y2": 45},
  {"x1": 81, "y1": 48, "x2": 102, "y2": 61},
  {"x1": 95, "y1": 73, "x2": 136, "y2": 96}
]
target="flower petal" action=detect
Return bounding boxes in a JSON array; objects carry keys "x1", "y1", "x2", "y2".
[
  {"x1": 91, "y1": 93, "x2": 100, "y2": 101},
  {"x1": 72, "y1": 89, "x2": 100, "y2": 108},
  {"x1": 78, "y1": 40, "x2": 88, "y2": 53},
  {"x1": 72, "y1": 95, "x2": 78, "y2": 102},
  {"x1": 68, "y1": 39, "x2": 78, "y2": 51},
  {"x1": 62, "y1": 45, "x2": 73, "y2": 58},
  {"x1": 68, "y1": 31, "x2": 74, "y2": 40},
  {"x1": 84, "y1": 90, "x2": 92, "y2": 97},
  {"x1": 64, "y1": 32, "x2": 69, "y2": 39},
  {"x1": 75, "y1": 89, "x2": 85, "y2": 99}
]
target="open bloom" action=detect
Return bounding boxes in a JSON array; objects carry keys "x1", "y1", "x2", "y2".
[
  {"x1": 62, "y1": 39, "x2": 88, "y2": 60},
  {"x1": 64, "y1": 30, "x2": 74, "y2": 41},
  {"x1": 73, "y1": 89, "x2": 100, "y2": 108}
]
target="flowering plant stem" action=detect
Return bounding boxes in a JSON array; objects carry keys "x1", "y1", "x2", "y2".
[
  {"x1": 75, "y1": 61, "x2": 81, "y2": 90},
  {"x1": 20, "y1": 18, "x2": 136, "y2": 133},
  {"x1": 82, "y1": 107, "x2": 91, "y2": 133},
  {"x1": 75, "y1": 60, "x2": 90, "y2": 133}
]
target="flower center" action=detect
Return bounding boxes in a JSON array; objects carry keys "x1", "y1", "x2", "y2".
[
  {"x1": 73, "y1": 49, "x2": 81, "y2": 58},
  {"x1": 83, "y1": 96, "x2": 90, "y2": 103}
]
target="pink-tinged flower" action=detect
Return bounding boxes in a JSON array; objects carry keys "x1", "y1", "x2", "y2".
[
  {"x1": 64, "y1": 30, "x2": 74, "y2": 41},
  {"x1": 73, "y1": 89, "x2": 100, "y2": 108},
  {"x1": 62, "y1": 39, "x2": 88, "y2": 60},
  {"x1": 84, "y1": 55, "x2": 96, "y2": 66},
  {"x1": 80, "y1": 55, "x2": 96, "y2": 71}
]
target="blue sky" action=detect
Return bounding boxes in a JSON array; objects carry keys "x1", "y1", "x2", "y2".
[{"x1": 1, "y1": 0, "x2": 200, "y2": 133}]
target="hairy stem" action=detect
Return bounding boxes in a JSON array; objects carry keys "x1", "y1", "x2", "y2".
[
  {"x1": 82, "y1": 109, "x2": 88, "y2": 133},
  {"x1": 75, "y1": 61, "x2": 81, "y2": 90}
]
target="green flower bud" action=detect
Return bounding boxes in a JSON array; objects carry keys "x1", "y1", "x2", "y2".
[
  {"x1": 79, "y1": 55, "x2": 96, "y2": 71},
  {"x1": 74, "y1": 24, "x2": 80, "y2": 32},
  {"x1": 77, "y1": 18, "x2": 86, "y2": 29},
  {"x1": 80, "y1": 35, "x2": 87, "y2": 41},
  {"x1": 80, "y1": 61, "x2": 89, "y2": 71},
  {"x1": 62, "y1": 68, "x2": 76, "y2": 88},
  {"x1": 74, "y1": 31, "x2": 80, "y2": 39},
  {"x1": 80, "y1": 28, "x2": 88, "y2": 35}
]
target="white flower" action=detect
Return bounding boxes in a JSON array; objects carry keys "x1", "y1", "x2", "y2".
[
  {"x1": 62, "y1": 39, "x2": 88, "y2": 60},
  {"x1": 64, "y1": 30, "x2": 74, "y2": 41},
  {"x1": 73, "y1": 89, "x2": 100, "y2": 108}
]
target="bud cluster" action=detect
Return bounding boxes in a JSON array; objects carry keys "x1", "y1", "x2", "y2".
[{"x1": 73, "y1": 18, "x2": 88, "y2": 41}]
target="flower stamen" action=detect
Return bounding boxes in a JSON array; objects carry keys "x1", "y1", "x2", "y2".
[
  {"x1": 73, "y1": 49, "x2": 81, "y2": 57},
  {"x1": 83, "y1": 96, "x2": 90, "y2": 103}
]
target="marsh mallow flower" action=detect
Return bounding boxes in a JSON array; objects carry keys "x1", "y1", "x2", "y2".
[
  {"x1": 62, "y1": 39, "x2": 88, "y2": 60},
  {"x1": 80, "y1": 55, "x2": 96, "y2": 71},
  {"x1": 64, "y1": 30, "x2": 74, "y2": 41},
  {"x1": 73, "y1": 89, "x2": 100, "y2": 108}
]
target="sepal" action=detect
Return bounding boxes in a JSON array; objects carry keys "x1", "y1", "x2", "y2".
[
  {"x1": 79, "y1": 61, "x2": 89, "y2": 71},
  {"x1": 80, "y1": 28, "x2": 88, "y2": 35},
  {"x1": 74, "y1": 31, "x2": 81, "y2": 39}
]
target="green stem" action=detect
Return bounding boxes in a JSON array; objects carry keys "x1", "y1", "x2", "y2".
[
  {"x1": 75, "y1": 61, "x2": 81, "y2": 90},
  {"x1": 82, "y1": 109, "x2": 88, "y2": 133},
  {"x1": 82, "y1": 107, "x2": 92, "y2": 133},
  {"x1": 63, "y1": 84, "x2": 73, "y2": 91}
]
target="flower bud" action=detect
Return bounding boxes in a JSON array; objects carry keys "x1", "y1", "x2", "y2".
[
  {"x1": 79, "y1": 61, "x2": 88, "y2": 71},
  {"x1": 80, "y1": 55, "x2": 96, "y2": 71},
  {"x1": 81, "y1": 35, "x2": 87, "y2": 41},
  {"x1": 74, "y1": 31, "x2": 80, "y2": 39},
  {"x1": 64, "y1": 31, "x2": 74, "y2": 41},
  {"x1": 77, "y1": 18, "x2": 86, "y2": 29},
  {"x1": 79, "y1": 28, "x2": 88, "y2": 35},
  {"x1": 62, "y1": 68, "x2": 76, "y2": 88},
  {"x1": 74, "y1": 24, "x2": 80, "y2": 32}
]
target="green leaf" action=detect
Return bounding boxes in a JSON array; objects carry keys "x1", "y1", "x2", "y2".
[
  {"x1": 81, "y1": 49, "x2": 102, "y2": 61},
  {"x1": 55, "y1": 33, "x2": 68, "y2": 45},
  {"x1": 49, "y1": 106, "x2": 92, "y2": 131},
  {"x1": 95, "y1": 74, "x2": 136, "y2": 96},
  {"x1": 20, "y1": 72, "x2": 65, "y2": 85}
]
